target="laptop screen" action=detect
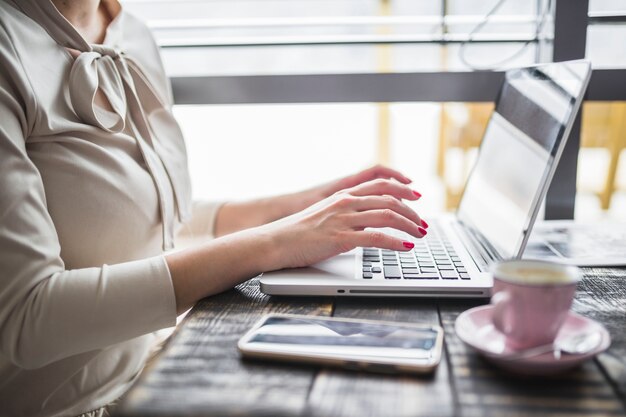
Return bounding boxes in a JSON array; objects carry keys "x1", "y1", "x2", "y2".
[{"x1": 456, "y1": 61, "x2": 591, "y2": 260}]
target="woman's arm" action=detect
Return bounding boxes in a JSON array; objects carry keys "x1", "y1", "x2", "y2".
[
  {"x1": 213, "y1": 165, "x2": 417, "y2": 237},
  {"x1": 167, "y1": 179, "x2": 427, "y2": 313},
  {"x1": 0, "y1": 35, "x2": 177, "y2": 369}
]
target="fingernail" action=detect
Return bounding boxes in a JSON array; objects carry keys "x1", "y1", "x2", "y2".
[
  {"x1": 418, "y1": 227, "x2": 427, "y2": 236},
  {"x1": 413, "y1": 191, "x2": 422, "y2": 198},
  {"x1": 421, "y1": 219, "x2": 429, "y2": 229},
  {"x1": 402, "y1": 241, "x2": 414, "y2": 249}
]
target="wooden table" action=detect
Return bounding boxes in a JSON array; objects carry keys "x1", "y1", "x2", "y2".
[{"x1": 118, "y1": 268, "x2": 626, "y2": 417}]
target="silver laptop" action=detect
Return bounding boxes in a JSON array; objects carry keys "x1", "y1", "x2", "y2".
[{"x1": 260, "y1": 60, "x2": 592, "y2": 298}]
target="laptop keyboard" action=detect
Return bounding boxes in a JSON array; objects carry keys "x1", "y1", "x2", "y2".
[{"x1": 361, "y1": 227, "x2": 470, "y2": 280}]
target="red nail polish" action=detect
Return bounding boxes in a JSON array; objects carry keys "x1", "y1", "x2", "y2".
[
  {"x1": 418, "y1": 227, "x2": 427, "y2": 236},
  {"x1": 413, "y1": 191, "x2": 422, "y2": 198},
  {"x1": 402, "y1": 241, "x2": 414, "y2": 249},
  {"x1": 421, "y1": 219, "x2": 429, "y2": 229}
]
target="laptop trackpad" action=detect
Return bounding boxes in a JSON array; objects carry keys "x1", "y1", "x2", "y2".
[{"x1": 261, "y1": 252, "x2": 356, "y2": 283}]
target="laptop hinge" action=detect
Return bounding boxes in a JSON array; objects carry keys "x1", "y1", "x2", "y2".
[{"x1": 452, "y1": 221, "x2": 501, "y2": 272}]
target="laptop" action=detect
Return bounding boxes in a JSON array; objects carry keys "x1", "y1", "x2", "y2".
[{"x1": 260, "y1": 60, "x2": 592, "y2": 298}]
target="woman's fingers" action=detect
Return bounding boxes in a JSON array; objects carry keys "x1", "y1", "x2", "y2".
[
  {"x1": 337, "y1": 165, "x2": 412, "y2": 191},
  {"x1": 354, "y1": 165, "x2": 412, "y2": 185},
  {"x1": 347, "y1": 230, "x2": 419, "y2": 252},
  {"x1": 345, "y1": 195, "x2": 425, "y2": 228},
  {"x1": 346, "y1": 210, "x2": 427, "y2": 238},
  {"x1": 347, "y1": 178, "x2": 421, "y2": 201}
]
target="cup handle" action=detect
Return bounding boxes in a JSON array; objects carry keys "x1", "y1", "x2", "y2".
[{"x1": 491, "y1": 291, "x2": 511, "y2": 335}]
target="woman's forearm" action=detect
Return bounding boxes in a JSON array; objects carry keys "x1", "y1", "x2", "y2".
[{"x1": 166, "y1": 227, "x2": 277, "y2": 314}]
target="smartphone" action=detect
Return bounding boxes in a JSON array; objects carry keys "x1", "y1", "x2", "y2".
[{"x1": 238, "y1": 314, "x2": 444, "y2": 374}]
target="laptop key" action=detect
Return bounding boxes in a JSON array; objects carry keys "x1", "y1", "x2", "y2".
[
  {"x1": 401, "y1": 268, "x2": 420, "y2": 274},
  {"x1": 458, "y1": 267, "x2": 467, "y2": 273},
  {"x1": 404, "y1": 273, "x2": 440, "y2": 280},
  {"x1": 441, "y1": 271, "x2": 459, "y2": 279},
  {"x1": 371, "y1": 267, "x2": 382, "y2": 273},
  {"x1": 460, "y1": 273, "x2": 471, "y2": 279},
  {"x1": 383, "y1": 266, "x2": 402, "y2": 278},
  {"x1": 435, "y1": 260, "x2": 452, "y2": 265},
  {"x1": 362, "y1": 267, "x2": 371, "y2": 272},
  {"x1": 421, "y1": 267, "x2": 438, "y2": 273},
  {"x1": 437, "y1": 265, "x2": 455, "y2": 270},
  {"x1": 363, "y1": 272, "x2": 373, "y2": 279}
]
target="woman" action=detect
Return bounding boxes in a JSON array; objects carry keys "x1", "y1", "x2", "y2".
[{"x1": 0, "y1": 1, "x2": 427, "y2": 416}]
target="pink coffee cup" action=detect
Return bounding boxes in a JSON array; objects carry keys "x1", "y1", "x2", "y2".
[{"x1": 490, "y1": 260, "x2": 581, "y2": 350}]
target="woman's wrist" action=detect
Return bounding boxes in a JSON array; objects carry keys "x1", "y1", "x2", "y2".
[
  {"x1": 242, "y1": 224, "x2": 282, "y2": 273},
  {"x1": 270, "y1": 187, "x2": 326, "y2": 220},
  {"x1": 214, "y1": 189, "x2": 322, "y2": 237}
]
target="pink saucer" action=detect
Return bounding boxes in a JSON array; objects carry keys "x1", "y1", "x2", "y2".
[{"x1": 455, "y1": 305, "x2": 611, "y2": 375}]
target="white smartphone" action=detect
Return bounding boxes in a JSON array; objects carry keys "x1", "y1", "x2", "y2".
[{"x1": 238, "y1": 314, "x2": 444, "y2": 374}]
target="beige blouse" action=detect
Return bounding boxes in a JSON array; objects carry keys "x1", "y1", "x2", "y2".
[{"x1": 0, "y1": 1, "x2": 221, "y2": 416}]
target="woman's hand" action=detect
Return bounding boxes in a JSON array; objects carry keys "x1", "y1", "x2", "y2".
[
  {"x1": 214, "y1": 165, "x2": 416, "y2": 237},
  {"x1": 168, "y1": 172, "x2": 426, "y2": 314},
  {"x1": 283, "y1": 165, "x2": 416, "y2": 217},
  {"x1": 259, "y1": 178, "x2": 427, "y2": 271}
]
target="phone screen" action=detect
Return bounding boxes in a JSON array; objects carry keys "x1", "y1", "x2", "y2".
[{"x1": 244, "y1": 316, "x2": 440, "y2": 361}]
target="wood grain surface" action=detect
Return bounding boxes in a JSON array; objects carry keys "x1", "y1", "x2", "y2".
[
  {"x1": 120, "y1": 279, "x2": 333, "y2": 417},
  {"x1": 118, "y1": 268, "x2": 626, "y2": 417},
  {"x1": 575, "y1": 268, "x2": 626, "y2": 408}
]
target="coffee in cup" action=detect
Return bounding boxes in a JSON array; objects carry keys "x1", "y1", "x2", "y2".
[{"x1": 491, "y1": 260, "x2": 581, "y2": 350}]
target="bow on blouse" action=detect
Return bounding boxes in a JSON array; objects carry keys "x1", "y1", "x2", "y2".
[
  {"x1": 14, "y1": 0, "x2": 192, "y2": 250},
  {"x1": 69, "y1": 45, "x2": 129, "y2": 133},
  {"x1": 68, "y1": 45, "x2": 167, "y2": 141}
]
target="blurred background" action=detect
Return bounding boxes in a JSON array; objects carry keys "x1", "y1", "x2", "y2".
[{"x1": 122, "y1": 0, "x2": 626, "y2": 222}]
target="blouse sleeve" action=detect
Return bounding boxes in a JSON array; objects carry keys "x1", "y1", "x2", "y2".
[
  {"x1": 178, "y1": 200, "x2": 226, "y2": 239},
  {"x1": 0, "y1": 26, "x2": 177, "y2": 370}
]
